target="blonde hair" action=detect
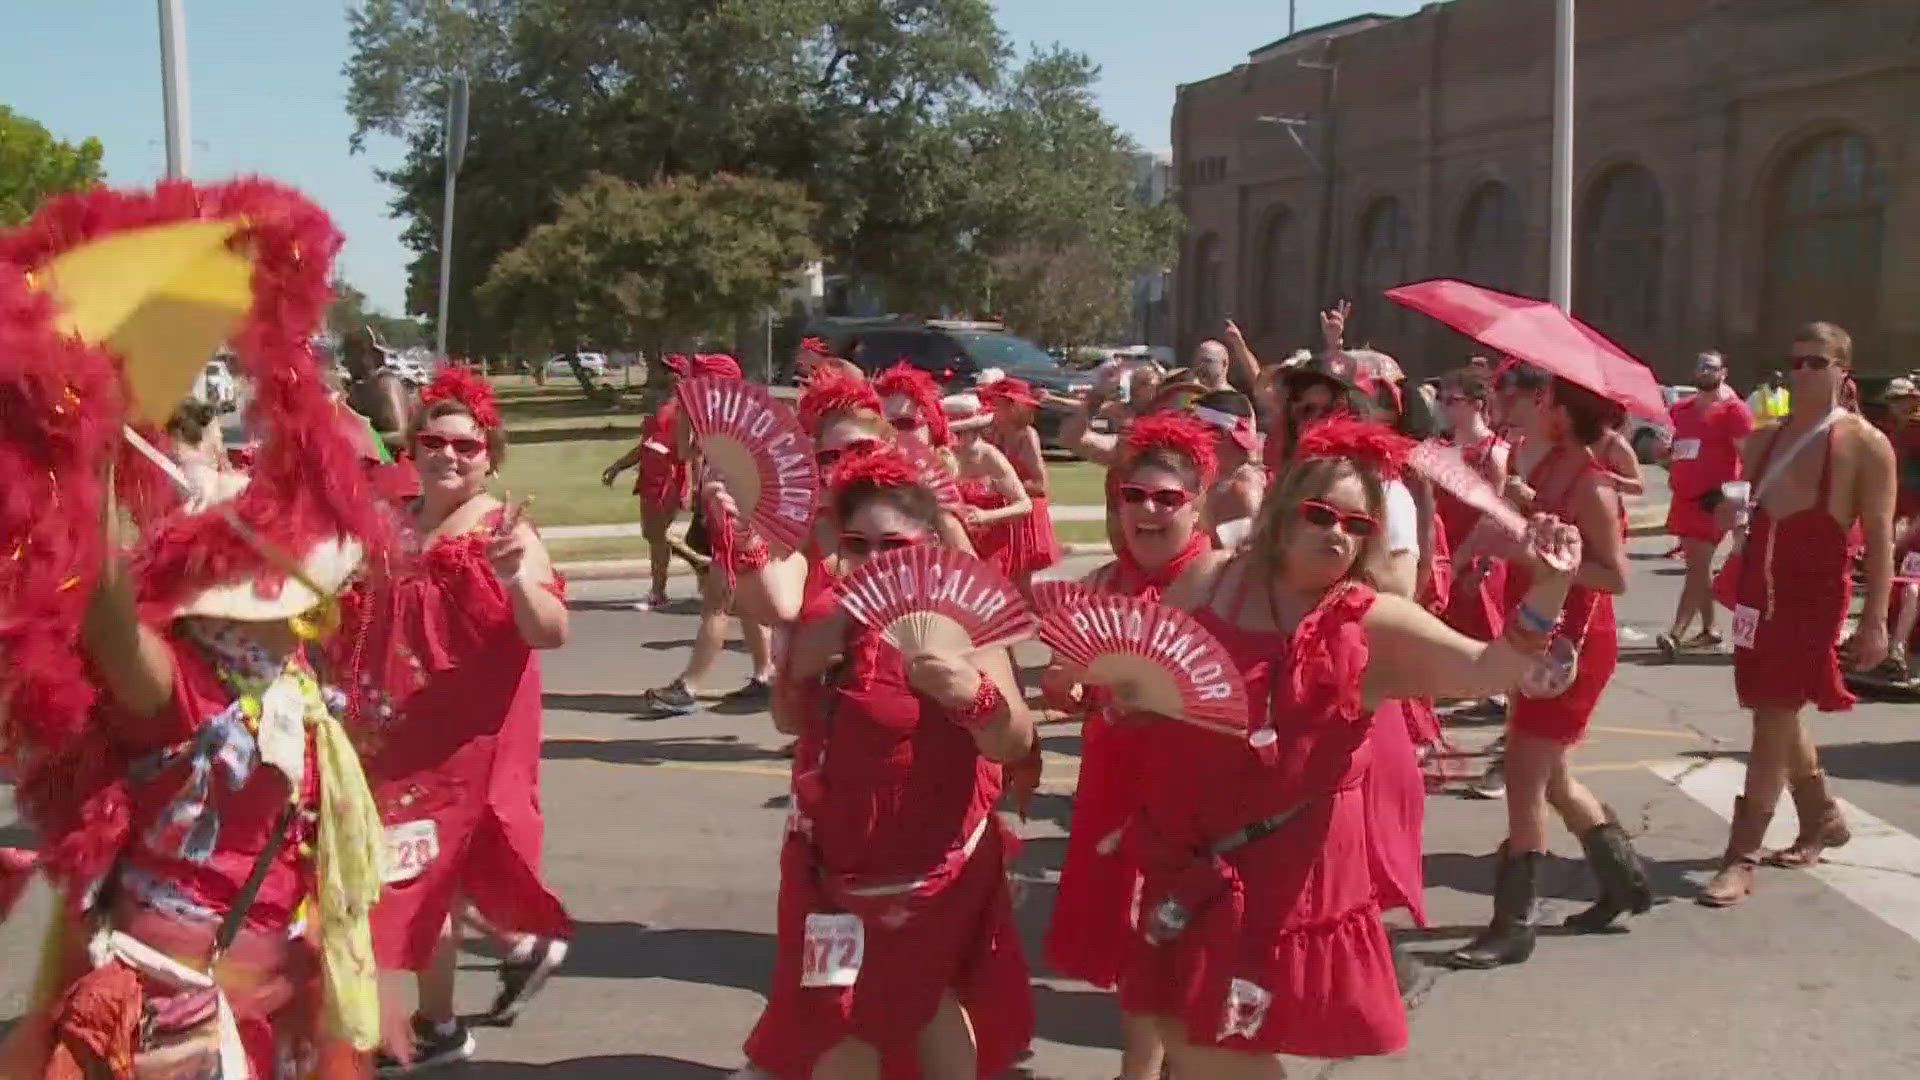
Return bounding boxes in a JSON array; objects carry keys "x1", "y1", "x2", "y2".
[
  {"x1": 1250, "y1": 456, "x2": 1388, "y2": 590},
  {"x1": 1793, "y1": 321, "x2": 1853, "y2": 368}
]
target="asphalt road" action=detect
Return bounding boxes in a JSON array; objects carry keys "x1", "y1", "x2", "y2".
[{"x1": 5, "y1": 527, "x2": 1918, "y2": 1079}]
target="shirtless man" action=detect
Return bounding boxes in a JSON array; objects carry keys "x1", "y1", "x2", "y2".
[{"x1": 1699, "y1": 321, "x2": 1895, "y2": 907}]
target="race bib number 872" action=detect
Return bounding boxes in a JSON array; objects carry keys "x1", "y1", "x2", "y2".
[{"x1": 800, "y1": 912, "x2": 864, "y2": 988}]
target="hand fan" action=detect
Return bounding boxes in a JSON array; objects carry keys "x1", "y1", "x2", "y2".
[
  {"x1": 1408, "y1": 441, "x2": 1528, "y2": 539},
  {"x1": 677, "y1": 376, "x2": 819, "y2": 555},
  {"x1": 835, "y1": 546, "x2": 1036, "y2": 655},
  {"x1": 895, "y1": 434, "x2": 962, "y2": 510},
  {"x1": 1036, "y1": 592, "x2": 1250, "y2": 735},
  {"x1": 1030, "y1": 578, "x2": 1094, "y2": 619}
]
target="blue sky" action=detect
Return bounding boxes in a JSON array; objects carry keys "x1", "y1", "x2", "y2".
[{"x1": 3, "y1": 0, "x2": 1419, "y2": 314}]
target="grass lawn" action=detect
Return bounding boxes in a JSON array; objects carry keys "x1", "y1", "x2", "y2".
[{"x1": 545, "y1": 519, "x2": 1112, "y2": 565}]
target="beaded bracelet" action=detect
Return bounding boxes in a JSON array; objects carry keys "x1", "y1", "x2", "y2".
[
  {"x1": 950, "y1": 674, "x2": 1004, "y2": 731},
  {"x1": 1514, "y1": 601, "x2": 1556, "y2": 635}
]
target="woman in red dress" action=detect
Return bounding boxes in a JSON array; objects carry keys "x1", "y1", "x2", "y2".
[
  {"x1": 602, "y1": 355, "x2": 692, "y2": 610},
  {"x1": 1435, "y1": 366, "x2": 1511, "y2": 644},
  {"x1": 1121, "y1": 417, "x2": 1582, "y2": 1077},
  {"x1": 978, "y1": 376, "x2": 1058, "y2": 592},
  {"x1": 1449, "y1": 365, "x2": 1652, "y2": 970},
  {"x1": 938, "y1": 392, "x2": 1033, "y2": 566},
  {"x1": 730, "y1": 444, "x2": 1037, "y2": 1079},
  {"x1": 357, "y1": 370, "x2": 574, "y2": 1070},
  {"x1": 1045, "y1": 414, "x2": 1220, "y2": 1080}
]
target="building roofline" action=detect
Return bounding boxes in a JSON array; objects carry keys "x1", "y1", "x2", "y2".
[{"x1": 1248, "y1": 12, "x2": 1399, "y2": 60}]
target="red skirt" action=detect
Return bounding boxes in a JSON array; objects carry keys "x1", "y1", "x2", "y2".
[
  {"x1": 1365, "y1": 701, "x2": 1427, "y2": 927},
  {"x1": 1665, "y1": 495, "x2": 1725, "y2": 544},
  {"x1": 1732, "y1": 515, "x2": 1854, "y2": 713},
  {"x1": 1443, "y1": 559, "x2": 1507, "y2": 641},
  {"x1": 988, "y1": 494, "x2": 1058, "y2": 575},
  {"x1": 1508, "y1": 592, "x2": 1618, "y2": 746},
  {"x1": 1045, "y1": 710, "x2": 1148, "y2": 987}
]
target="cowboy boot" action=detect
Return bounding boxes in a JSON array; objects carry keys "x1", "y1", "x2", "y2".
[
  {"x1": 1766, "y1": 770, "x2": 1851, "y2": 868},
  {"x1": 1448, "y1": 847, "x2": 1541, "y2": 969},
  {"x1": 1563, "y1": 807, "x2": 1655, "y2": 932},
  {"x1": 1698, "y1": 796, "x2": 1772, "y2": 908}
]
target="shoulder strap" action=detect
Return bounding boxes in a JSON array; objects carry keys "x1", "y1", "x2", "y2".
[
  {"x1": 212, "y1": 804, "x2": 296, "y2": 959},
  {"x1": 1752, "y1": 409, "x2": 1844, "y2": 503}
]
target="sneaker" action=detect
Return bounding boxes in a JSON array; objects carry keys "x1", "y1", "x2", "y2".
[
  {"x1": 638, "y1": 680, "x2": 698, "y2": 718},
  {"x1": 487, "y1": 937, "x2": 569, "y2": 1025},
  {"x1": 630, "y1": 590, "x2": 670, "y2": 612},
  {"x1": 374, "y1": 1016, "x2": 475, "y2": 1075},
  {"x1": 721, "y1": 676, "x2": 773, "y2": 708},
  {"x1": 1467, "y1": 761, "x2": 1506, "y2": 800}
]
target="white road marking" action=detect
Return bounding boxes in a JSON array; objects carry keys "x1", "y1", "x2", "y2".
[{"x1": 1653, "y1": 758, "x2": 1920, "y2": 946}]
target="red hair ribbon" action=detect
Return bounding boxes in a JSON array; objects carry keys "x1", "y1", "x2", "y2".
[
  {"x1": 1122, "y1": 413, "x2": 1218, "y2": 489},
  {"x1": 1293, "y1": 415, "x2": 1412, "y2": 480},
  {"x1": 420, "y1": 365, "x2": 501, "y2": 430}
]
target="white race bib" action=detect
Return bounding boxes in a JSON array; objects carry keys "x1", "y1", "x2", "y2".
[
  {"x1": 382, "y1": 820, "x2": 440, "y2": 884},
  {"x1": 1901, "y1": 552, "x2": 1920, "y2": 579},
  {"x1": 1671, "y1": 438, "x2": 1702, "y2": 462},
  {"x1": 1218, "y1": 977, "x2": 1274, "y2": 1039},
  {"x1": 1731, "y1": 605, "x2": 1760, "y2": 651},
  {"x1": 800, "y1": 912, "x2": 864, "y2": 988}
]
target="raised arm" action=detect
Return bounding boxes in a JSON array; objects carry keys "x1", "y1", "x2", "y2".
[
  {"x1": 488, "y1": 511, "x2": 570, "y2": 649},
  {"x1": 1221, "y1": 320, "x2": 1261, "y2": 394},
  {"x1": 82, "y1": 554, "x2": 176, "y2": 718}
]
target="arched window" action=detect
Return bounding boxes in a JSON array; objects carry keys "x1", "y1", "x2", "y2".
[
  {"x1": 1762, "y1": 131, "x2": 1885, "y2": 358},
  {"x1": 1456, "y1": 182, "x2": 1523, "y2": 294},
  {"x1": 1576, "y1": 164, "x2": 1663, "y2": 359},
  {"x1": 1352, "y1": 197, "x2": 1411, "y2": 350},
  {"x1": 1189, "y1": 232, "x2": 1224, "y2": 335},
  {"x1": 1257, "y1": 208, "x2": 1300, "y2": 332}
]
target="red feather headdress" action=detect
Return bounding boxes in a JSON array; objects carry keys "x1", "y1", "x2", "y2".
[
  {"x1": 419, "y1": 365, "x2": 500, "y2": 430},
  {"x1": 799, "y1": 370, "x2": 883, "y2": 435},
  {"x1": 1293, "y1": 415, "x2": 1412, "y2": 480},
  {"x1": 694, "y1": 353, "x2": 743, "y2": 379},
  {"x1": 874, "y1": 362, "x2": 951, "y2": 446},
  {"x1": 828, "y1": 442, "x2": 920, "y2": 498},
  {"x1": 1122, "y1": 413, "x2": 1219, "y2": 489},
  {"x1": 799, "y1": 336, "x2": 832, "y2": 358}
]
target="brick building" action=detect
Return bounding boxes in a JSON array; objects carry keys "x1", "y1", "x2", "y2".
[{"x1": 1171, "y1": 0, "x2": 1920, "y2": 384}]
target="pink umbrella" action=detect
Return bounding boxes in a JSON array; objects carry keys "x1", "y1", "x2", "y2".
[{"x1": 1385, "y1": 279, "x2": 1667, "y2": 419}]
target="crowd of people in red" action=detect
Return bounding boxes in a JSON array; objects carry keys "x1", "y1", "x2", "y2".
[{"x1": 0, "y1": 174, "x2": 1900, "y2": 1080}]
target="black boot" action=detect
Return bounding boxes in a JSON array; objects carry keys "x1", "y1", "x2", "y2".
[
  {"x1": 1563, "y1": 812, "x2": 1655, "y2": 933},
  {"x1": 1448, "y1": 848, "x2": 1541, "y2": 970}
]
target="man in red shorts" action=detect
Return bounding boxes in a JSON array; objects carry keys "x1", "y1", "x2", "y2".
[
  {"x1": 1700, "y1": 322, "x2": 1895, "y2": 907},
  {"x1": 1657, "y1": 351, "x2": 1753, "y2": 658}
]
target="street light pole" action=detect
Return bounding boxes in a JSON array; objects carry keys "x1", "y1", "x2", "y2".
[
  {"x1": 157, "y1": 0, "x2": 190, "y2": 179},
  {"x1": 1548, "y1": 0, "x2": 1575, "y2": 309},
  {"x1": 435, "y1": 73, "x2": 470, "y2": 359}
]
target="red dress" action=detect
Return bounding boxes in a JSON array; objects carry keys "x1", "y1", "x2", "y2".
[
  {"x1": 983, "y1": 430, "x2": 1057, "y2": 574},
  {"x1": 1731, "y1": 426, "x2": 1854, "y2": 712},
  {"x1": 1437, "y1": 433, "x2": 1509, "y2": 640},
  {"x1": 1045, "y1": 532, "x2": 1210, "y2": 987},
  {"x1": 1119, "y1": 578, "x2": 1405, "y2": 1058},
  {"x1": 1506, "y1": 447, "x2": 1619, "y2": 746},
  {"x1": 744, "y1": 593, "x2": 1032, "y2": 1078},
  {"x1": 359, "y1": 515, "x2": 573, "y2": 969},
  {"x1": 1665, "y1": 393, "x2": 1753, "y2": 543},
  {"x1": 633, "y1": 398, "x2": 687, "y2": 511}
]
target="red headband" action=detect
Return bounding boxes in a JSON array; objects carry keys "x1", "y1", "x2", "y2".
[
  {"x1": 875, "y1": 362, "x2": 951, "y2": 446},
  {"x1": 1122, "y1": 413, "x2": 1218, "y2": 489},
  {"x1": 1293, "y1": 415, "x2": 1412, "y2": 480},
  {"x1": 420, "y1": 365, "x2": 501, "y2": 430},
  {"x1": 799, "y1": 370, "x2": 883, "y2": 434}
]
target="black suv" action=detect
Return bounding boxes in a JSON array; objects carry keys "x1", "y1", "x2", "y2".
[{"x1": 820, "y1": 320, "x2": 1092, "y2": 447}]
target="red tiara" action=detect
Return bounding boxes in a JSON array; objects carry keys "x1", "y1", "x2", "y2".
[
  {"x1": 875, "y1": 361, "x2": 951, "y2": 446},
  {"x1": 1293, "y1": 415, "x2": 1412, "y2": 479},
  {"x1": 419, "y1": 365, "x2": 500, "y2": 430},
  {"x1": 1122, "y1": 413, "x2": 1218, "y2": 488},
  {"x1": 798, "y1": 370, "x2": 882, "y2": 434}
]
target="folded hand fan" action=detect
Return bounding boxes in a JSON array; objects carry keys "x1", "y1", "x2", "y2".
[
  {"x1": 676, "y1": 376, "x2": 818, "y2": 555},
  {"x1": 1037, "y1": 592, "x2": 1250, "y2": 735},
  {"x1": 1408, "y1": 441, "x2": 1528, "y2": 539},
  {"x1": 835, "y1": 545, "x2": 1036, "y2": 655},
  {"x1": 895, "y1": 435, "x2": 962, "y2": 510}
]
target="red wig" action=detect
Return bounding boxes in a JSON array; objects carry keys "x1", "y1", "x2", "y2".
[
  {"x1": 1293, "y1": 415, "x2": 1412, "y2": 480},
  {"x1": 1122, "y1": 413, "x2": 1219, "y2": 489},
  {"x1": 874, "y1": 362, "x2": 951, "y2": 446},
  {"x1": 419, "y1": 365, "x2": 501, "y2": 430},
  {"x1": 799, "y1": 370, "x2": 883, "y2": 435}
]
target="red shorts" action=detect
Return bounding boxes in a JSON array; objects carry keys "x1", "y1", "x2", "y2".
[{"x1": 1665, "y1": 496, "x2": 1724, "y2": 544}]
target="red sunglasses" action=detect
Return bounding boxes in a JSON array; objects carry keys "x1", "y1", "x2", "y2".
[
  {"x1": 1299, "y1": 499, "x2": 1378, "y2": 538},
  {"x1": 887, "y1": 416, "x2": 923, "y2": 432},
  {"x1": 815, "y1": 438, "x2": 881, "y2": 468},
  {"x1": 1119, "y1": 484, "x2": 1195, "y2": 511},
  {"x1": 840, "y1": 531, "x2": 923, "y2": 557},
  {"x1": 416, "y1": 433, "x2": 487, "y2": 457}
]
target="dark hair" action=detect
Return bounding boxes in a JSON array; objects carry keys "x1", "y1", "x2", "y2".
[
  {"x1": 1498, "y1": 363, "x2": 1552, "y2": 395},
  {"x1": 1552, "y1": 376, "x2": 1614, "y2": 446},
  {"x1": 1127, "y1": 448, "x2": 1205, "y2": 491},
  {"x1": 1442, "y1": 367, "x2": 1493, "y2": 404},
  {"x1": 1386, "y1": 379, "x2": 1436, "y2": 440},
  {"x1": 1194, "y1": 389, "x2": 1253, "y2": 417},
  {"x1": 411, "y1": 397, "x2": 509, "y2": 467},
  {"x1": 165, "y1": 400, "x2": 218, "y2": 446},
  {"x1": 832, "y1": 480, "x2": 941, "y2": 533}
]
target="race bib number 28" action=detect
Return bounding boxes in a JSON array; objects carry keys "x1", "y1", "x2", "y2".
[
  {"x1": 800, "y1": 912, "x2": 864, "y2": 988},
  {"x1": 383, "y1": 820, "x2": 440, "y2": 884}
]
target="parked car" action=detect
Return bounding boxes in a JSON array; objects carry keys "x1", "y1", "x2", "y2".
[
  {"x1": 545, "y1": 352, "x2": 610, "y2": 378},
  {"x1": 830, "y1": 319, "x2": 1095, "y2": 448},
  {"x1": 1628, "y1": 384, "x2": 1697, "y2": 463}
]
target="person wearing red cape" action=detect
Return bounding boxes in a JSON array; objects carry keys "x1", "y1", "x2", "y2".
[
  {"x1": 718, "y1": 443, "x2": 1037, "y2": 1079},
  {"x1": 1448, "y1": 364, "x2": 1652, "y2": 969},
  {"x1": 339, "y1": 367, "x2": 574, "y2": 1072},
  {"x1": 1116, "y1": 417, "x2": 1581, "y2": 1076},
  {"x1": 1042, "y1": 414, "x2": 1221, "y2": 1080},
  {"x1": 0, "y1": 178, "x2": 389, "y2": 1079}
]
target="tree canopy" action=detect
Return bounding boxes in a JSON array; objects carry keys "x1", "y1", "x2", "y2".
[
  {"x1": 0, "y1": 105, "x2": 105, "y2": 226},
  {"x1": 344, "y1": 0, "x2": 1176, "y2": 352},
  {"x1": 329, "y1": 277, "x2": 429, "y2": 349}
]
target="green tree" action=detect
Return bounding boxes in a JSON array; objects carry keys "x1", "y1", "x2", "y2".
[
  {"x1": 329, "y1": 276, "x2": 429, "y2": 349},
  {"x1": 0, "y1": 105, "x2": 105, "y2": 225},
  {"x1": 479, "y1": 172, "x2": 819, "y2": 364}
]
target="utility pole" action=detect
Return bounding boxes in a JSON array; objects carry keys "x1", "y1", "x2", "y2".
[
  {"x1": 157, "y1": 0, "x2": 190, "y2": 178},
  {"x1": 435, "y1": 72, "x2": 470, "y2": 359},
  {"x1": 1304, "y1": 49, "x2": 1340, "y2": 323},
  {"x1": 1548, "y1": 0, "x2": 1575, "y2": 309}
]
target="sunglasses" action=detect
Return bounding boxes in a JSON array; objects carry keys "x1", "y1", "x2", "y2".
[
  {"x1": 839, "y1": 531, "x2": 923, "y2": 557},
  {"x1": 1299, "y1": 499, "x2": 1378, "y2": 538},
  {"x1": 1791, "y1": 354, "x2": 1837, "y2": 371},
  {"x1": 415, "y1": 433, "x2": 486, "y2": 457},
  {"x1": 887, "y1": 416, "x2": 924, "y2": 432},
  {"x1": 1118, "y1": 484, "x2": 1195, "y2": 510},
  {"x1": 815, "y1": 438, "x2": 881, "y2": 468},
  {"x1": 1440, "y1": 395, "x2": 1476, "y2": 407}
]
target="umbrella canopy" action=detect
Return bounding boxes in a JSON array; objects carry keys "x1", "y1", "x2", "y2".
[{"x1": 1385, "y1": 279, "x2": 1666, "y2": 420}]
